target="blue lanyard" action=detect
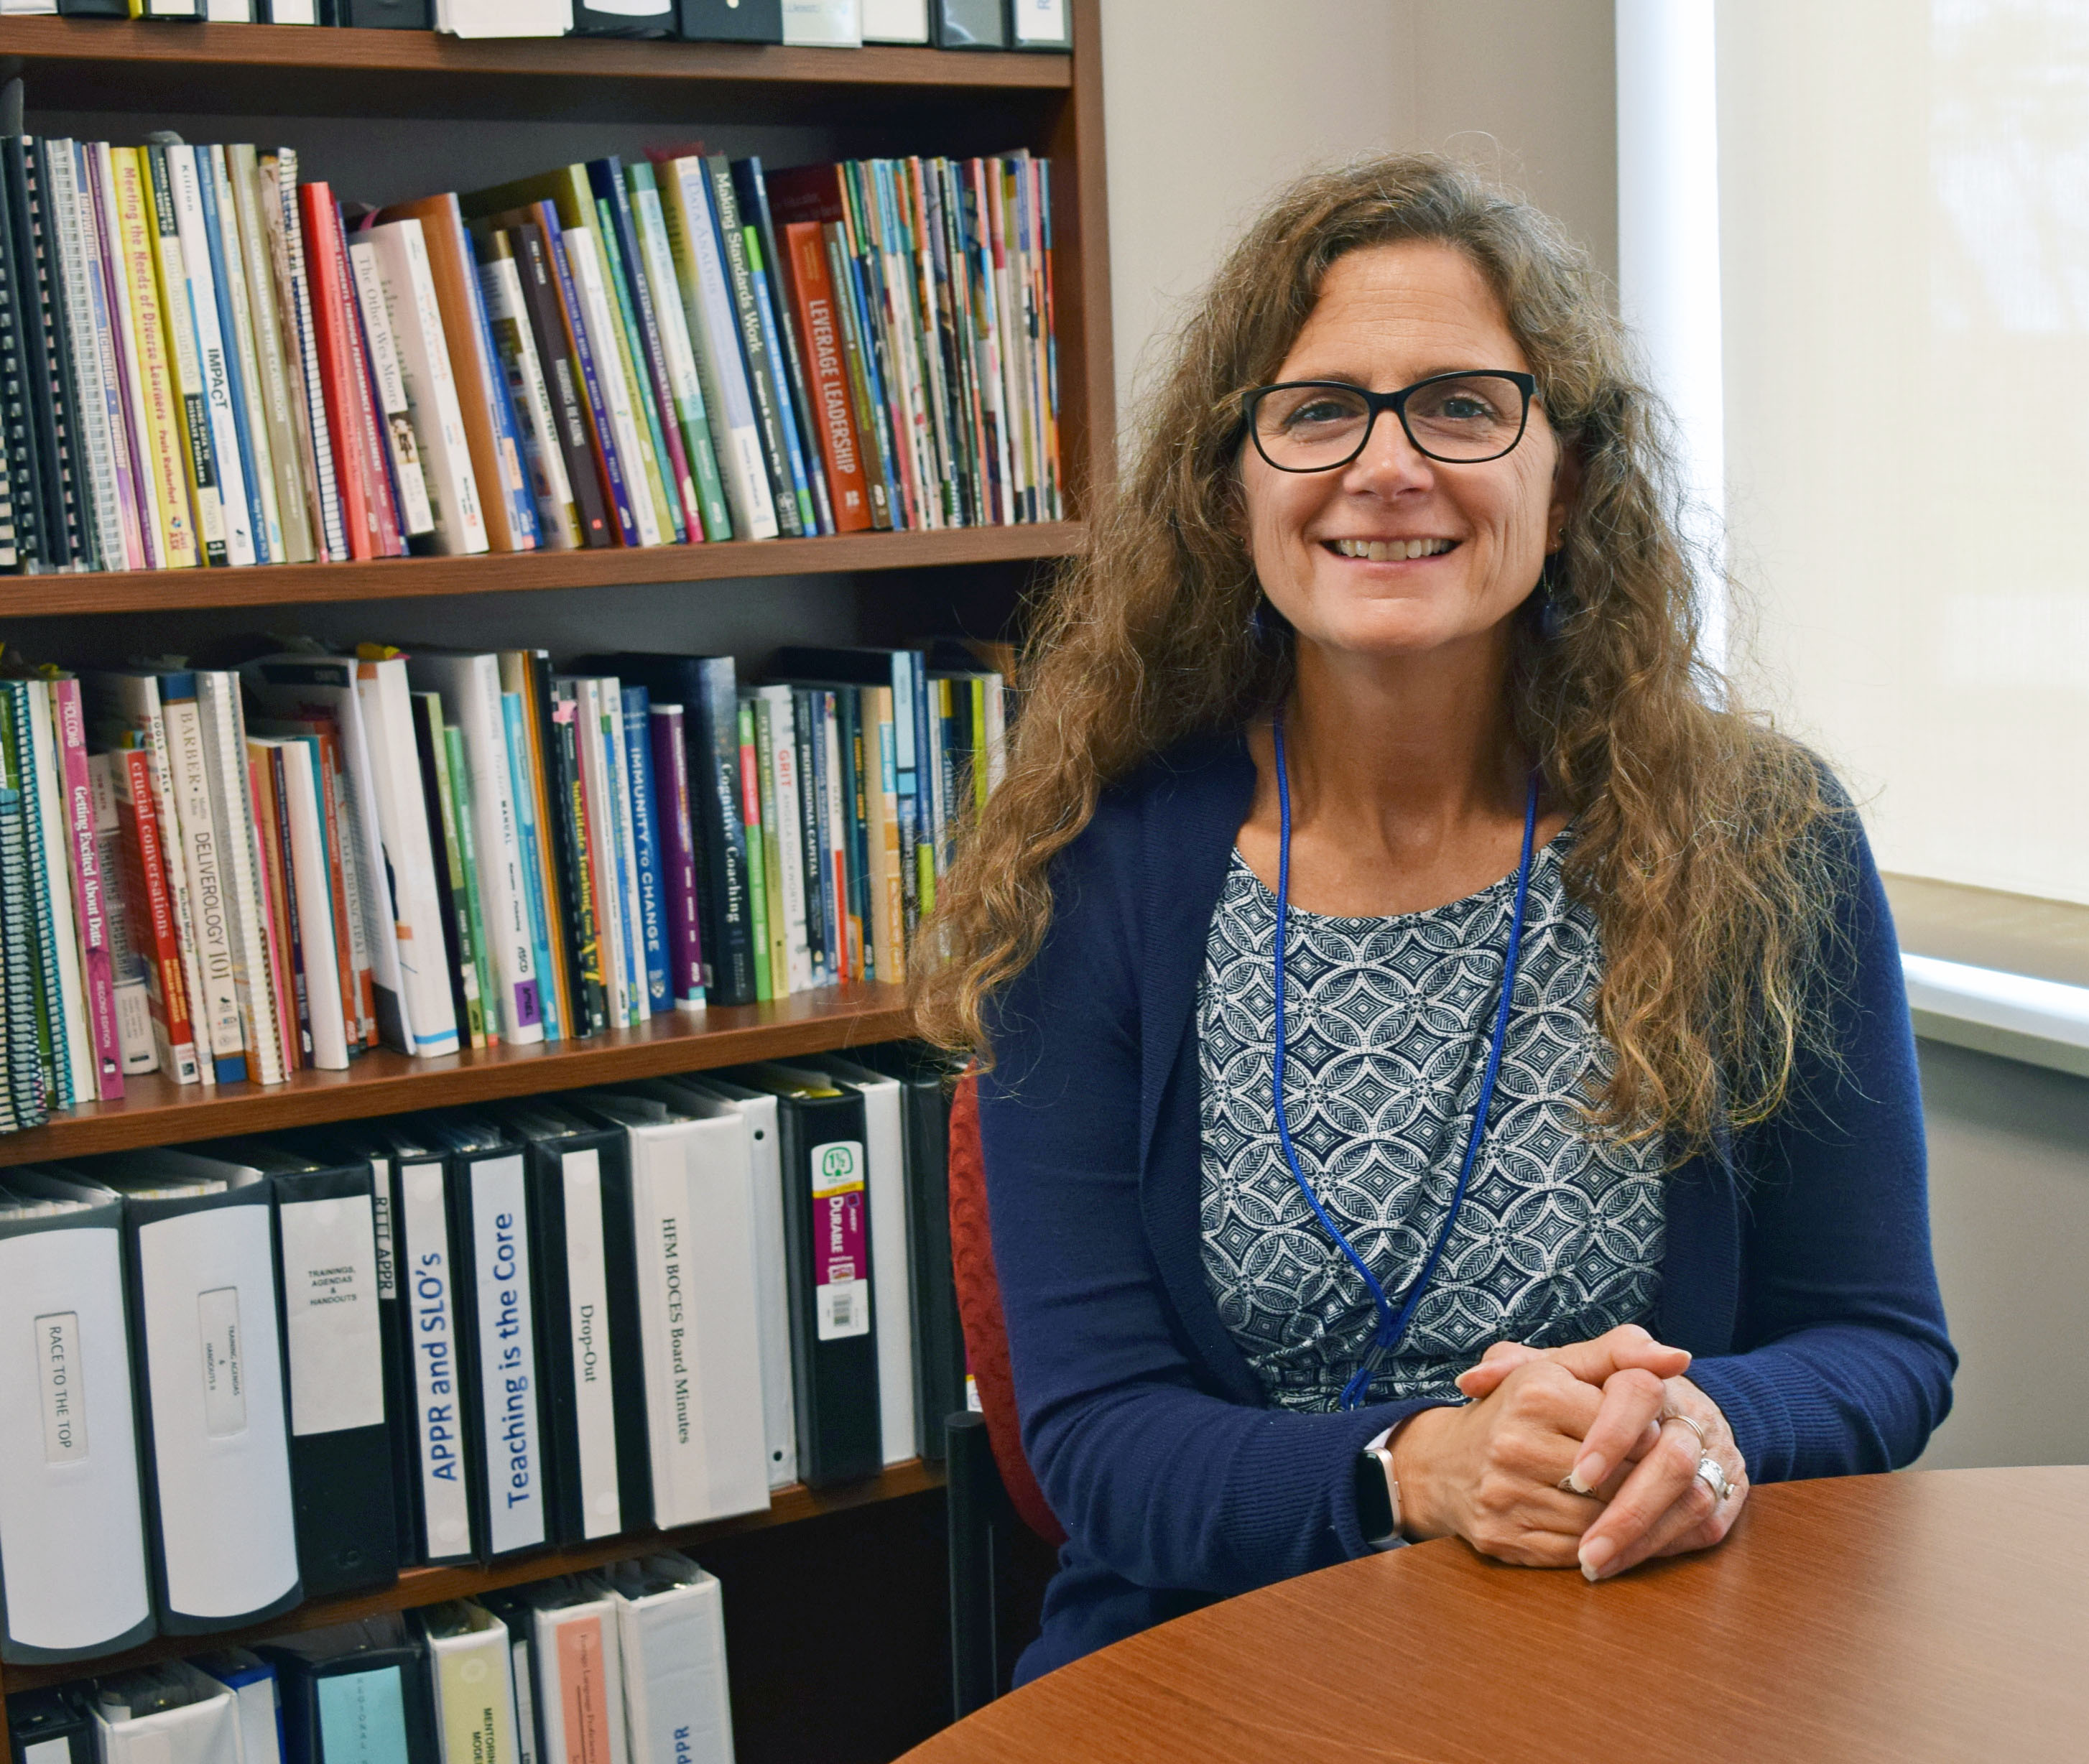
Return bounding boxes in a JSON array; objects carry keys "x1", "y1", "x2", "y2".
[{"x1": 1269, "y1": 713, "x2": 1542, "y2": 1410}]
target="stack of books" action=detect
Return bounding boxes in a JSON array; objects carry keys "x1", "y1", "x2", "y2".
[
  {"x1": 0, "y1": 641, "x2": 1001, "y2": 1128},
  {"x1": 5, "y1": 1560, "x2": 737, "y2": 1764},
  {"x1": 0, "y1": 1051, "x2": 965, "y2": 1665},
  {"x1": 0, "y1": 134, "x2": 1062, "y2": 575}
]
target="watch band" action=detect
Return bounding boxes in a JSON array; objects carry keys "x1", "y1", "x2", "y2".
[{"x1": 1355, "y1": 1443, "x2": 1402, "y2": 1545}]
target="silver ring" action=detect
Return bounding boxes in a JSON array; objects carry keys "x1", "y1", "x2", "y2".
[
  {"x1": 1693, "y1": 1454, "x2": 1733, "y2": 1503},
  {"x1": 1661, "y1": 1410, "x2": 1709, "y2": 1453}
]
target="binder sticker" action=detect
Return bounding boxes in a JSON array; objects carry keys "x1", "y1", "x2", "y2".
[
  {"x1": 810, "y1": 1139, "x2": 871, "y2": 1342},
  {"x1": 557, "y1": 1617, "x2": 618, "y2": 1764},
  {"x1": 34, "y1": 1311, "x2": 88, "y2": 1464},
  {"x1": 317, "y1": 1663, "x2": 411, "y2": 1764},
  {"x1": 279, "y1": 1194, "x2": 385, "y2": 1437},
  {"x1": 196, "y1": 1285, "x2": 249, "y2": 1438}
]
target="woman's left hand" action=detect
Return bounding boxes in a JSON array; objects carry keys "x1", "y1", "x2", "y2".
[{"x1": 1458, "y1": 1345, "x2": 1749, "y2": 1581}]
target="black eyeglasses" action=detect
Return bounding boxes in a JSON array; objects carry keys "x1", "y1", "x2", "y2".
[{"x1": 1241, "y1": 371, "x2": 1537, "y2": 471}]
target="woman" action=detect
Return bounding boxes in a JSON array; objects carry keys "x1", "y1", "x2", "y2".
[{"x1": 913, "y1": 154, "x2": 1953, "y2": 1684}]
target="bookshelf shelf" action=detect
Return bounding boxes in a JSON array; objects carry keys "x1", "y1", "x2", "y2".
[
  {"x1": 0, "y1": 983, "x2": 913, "y2": 1168},
  {"x1": 0, "y1": 521, "x2": 1085, "y2": 618},
  {"x1": 0, "y1": 18, "x2": 1069, "y2": 125},
  {"x1": 0, "y1": 1457, "x2": 945, "y2": 1694}
]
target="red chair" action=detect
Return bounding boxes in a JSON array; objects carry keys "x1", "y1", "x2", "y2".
[{"x1": 944, "y1": 1071, "x2": 1064, "y2": 1714}]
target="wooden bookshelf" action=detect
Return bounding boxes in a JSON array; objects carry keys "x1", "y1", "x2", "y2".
[
  {"x1": 0, "y1": 982, "x2": 914, "y2": 1167},
  {"x1": 0, "y1": 521, "x2": 1085, "y2": 618},
  {"x1": 0, "y1": 6, "x2": 1110, "y2": 1753},
  {"x1": 0, "y1": 1458, "x2": 945, "y2": 1694}
]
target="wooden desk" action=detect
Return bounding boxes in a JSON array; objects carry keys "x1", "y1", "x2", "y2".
[{"x1": 903, "y1": 1465, "x2": 2089, "y2": 1763}]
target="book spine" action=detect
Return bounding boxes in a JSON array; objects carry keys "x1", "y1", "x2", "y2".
[
  {"x1": 302, "y1": 732, "x2": 361, "y2": 1057},
  {"x1": 182, "y1": 142, "x2": 264, "y2": 565},
  {"x1": 266, "y1": 148, "x2": 346, "y2": 561},
  {"x1": 736, "y1": 697, "x2": 771, "y2": 1002},
  {"x1": 250, "y1": 741, "x2": 307, "y2": 1069},
  {"x1": 621, "y1": 685, "x2": 670, "y2": 1017},
  {"x1": 820, "y1": 691, "x2": 850, "y2": 983},
  {"x1": 54, "y1": 679, "x2": 123, "y2": 1099},
  {"x1": 44, "y1": 139, "x2": 125, "y2": 569},
  {"x1": 895, "y1": 158, "x2": 964, "y2": 526},
  {"x1": 368, "y1": 218, "x2": 489, "y2": 557},
  {"x1": 851, "y1": 161, "x2": 935, "y2": 529},
  {"x1": 870, "y1": 684, "x2": 904, "y2": 982},
  {"x1": 593, "y1": 165, "x2": 697, "y2": 542},
  {"x1": 649, "y1": 705, "x2": 704, "y2": 1009},
  {"x1": 740, "y1": 156, "x2": 834, "y2": 533},
  {"x1": 347, "y1": 236, "x2": 437, "y2": 537},
  {"x1": 160, "y1": 684, "x2": 246, "y2": 1082},
  {"x1": 144, "y1": 144, "x2": 228, "y2": 567},
  {"x1": 549, "y1": 682, "x2": 609, "y2": 1037},
  {"x1": 568, "y1": 223, "x2": 665, "y2": 548},
  {"x1": 228, "y1": 144, "x2": 315, "y2": 563},
  {"x1": 83, "y1": 142, "x2": 154, "y2": 568},
  {"x1": 478, "y1": 239, "x2": 580, "y2": 551},
  {"x1": 742, "y1": 223, "x2": 817, "y2": 535},
  {"x1": 501, "y1": 690, "x2": 560, "y2": 1041},
  {"x1": 419, "y1": 692, "x2": 487, "y2": 1050},
  {"x1": 17, "y1": 139, "x2": 87, "y2": 568},
  {"x1": 90, "y1": 753, "x2": 157, "y2": 1074},
  {"x1": 0, "y1": 784, "x2": 42, "y2": 1128},
  {"x1": 11, "y1": 682, "x2": 78, "y2": 1107},
  {"x1": 626, "y1": 172, "x2": 730, "y2": 543},
  {"x1": 590, "y1": 195, "x2": 682, "y2": 545},
  {"x1": 0, "y1": 141, "x2": 40, "y2": 571},
  {"x1": 706, "y1": 157, "x2": 801, "y2": 536},
  {"x1": 511, "y1": 222, "x2": 612, "y2": 548},
  {"x1": 460, "y1": 225, "x2": 542, "y2": 552},
  {"x1": 207, "y1": 144, "x2": 286, "y2": 562},
  {"x1": 551, "y1": 223, "x2": 644, "y2": 548},
  {"x1": 658, "y1": 156, "x2": 777, "y2": 542},
  {"x1": 601, "y1": 684, "x2": 647, "y2": 1023},
  {"x1": 330, "y1": 205, "x2": 407, "y2": 558},
  {"x1": 514, "y1": 649, "x2": 573, "y2": 1041},
  {"x1": 298, "y1": 180, "x2": 376, "y2": 560},
  {"x1": 752, "y1": 693, "x2": 797, "y2": 995},
  {"x1": 690, "y1": 662, "x2": 754, "y2": 1006},
  {"x1": 573, "y1": 677, "x2": 630, "y2": 1026},
  {"x1": 443, "y1": 722, "x2": 503, "y2": 1048},
  {"x1": 823, "y1": 223, "x2": 895, "y2": 529},
  {"x1": 126, "y1": 682, "x2": 216, "y2": 1085},
  {"x1": 346, "y1": 236, "x2": 436, "y2": 538},
  {"x1": 779, "y1": 220, "x2": 872, "y2": 533},
  {"x1": 200, "y1": 671, "x2": 287, "y2": 1084},
  {"x1": 111, "y1": 147, "x2": 199, "y2": 568},
  {"x1": 114, "y1": 746, "x2": 200, "y2": 1082}
]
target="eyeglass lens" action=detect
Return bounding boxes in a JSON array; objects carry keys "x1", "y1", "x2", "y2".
[{"x1": 1253, "y1": 374, "x2": 1528, "y2": 468}]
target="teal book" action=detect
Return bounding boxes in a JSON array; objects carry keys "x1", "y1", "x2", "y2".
[
  {"x1": 440, "y1": 723, "x2": 500, "y2": 1046},
  {"x1": 501, "y1": 690, "x2": 561, "y2": 1042}
]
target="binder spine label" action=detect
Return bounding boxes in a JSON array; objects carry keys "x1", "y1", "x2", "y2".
[
  {"x1": 562, "y1": 1148, "x2": 622, "y2": 1538},
  {"x1": 555, "y1": 1617, "x2": 616, "y2": 1764},
  {"x1": 36, "y1": 1309, "x2": 87, "y2": 1463},
  {"x1": 279, "y1": 1192, "x2": 385, "y2": 1436},
  {"x1": 317, "y1": 1664, "x2": 409, "y2": 1764},
  {"x1": 403, "y1": 1161, "x2": 472, "y2": 1557},
  {"x1": 810, "y1": 1140, "x2": 869, "y2": 1341},
  {"x1": 197, "y1": 1285, "x2": 249, "y2": 1437},
  {"x1": 471, "y1": 1154, "x2": 546, "y2": 1554}
]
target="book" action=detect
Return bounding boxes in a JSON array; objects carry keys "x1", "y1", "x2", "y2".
[
  {"x1": 491, "y1": 1100, "x2": 651, "y2": 1545},
  {"x1": 575, "y1": 1085, "x2": 769, "y2": 1526},
  {"x1": 52, "y1": 677, "x2": 124, "y2": 1099},
  {"x1": 414, "y1": 690, "x2": 488, "y2": 1051},
  {"x1": 506, "y1": 220, "x2": 612, "y2": 547},
  {"x1": 649, "y1": 154, "x2": 778, "y2": 542},
  {"x1": 0, "y1": 1167, "x2": 154, "y2": 1664},
  {"x1": 227, "y1": 143, "x2": 316, "y2": 562},
  {"x1": 195, "y1": 669, "x2": 287, "y2": 1086},
  {"x1": 546, "y1": 679, "x2": 611, "y2": 1040},
  {"x1": 774, "y1": 215, "x2": 872, "y2": 532},
  {"x1": 601, "y1": 1556, "x2": 734, "y2": 1764},
  {"x1": 261, "y1": 147, "x2": 346, "y2": 562},
  {"x1": 500, "y1": 690, "x2": 560, "y2": 1043},
  {"x1": 728, "y1": 1063, "x2": 880, "y2": 1485},
  {"x1": 299, "y1": 179, "x2": 381, "y2": 559},
  {"x1": 353, "y1": 649, "x2": 463, "y2": 1058},
  {"x1": 476, "y1": 228, "x2": 580, "y2": 551},
  {"x1": 648, "y1": 702, "x2": 705, "y2": 1011},
  {"x1": 620, "y1": 684, "x2": 670, "y2": 1018},
  {"x1": 371, "y1": 192, "x2": 536, "y2": 552},
  {"x1": 703, "y1": 156, "x2": 801, "y2": 537},
  {"x1": 90, "y1": 752, "x2": 165, "y2": 1077},
  {"x1": 347, "y1": 233, "x2": 438, "y2": 539},
  {"x1": 261, "y1": 1615, "x2": 438, "y2": 1764},
  {"x1": 193, "y1": 1651, "x2": 284, "y2": 1764},
  {"x1": 166, "y1": 143, "x2": 259, "y2": 565},
  {"x1": 87, "y1": 1146, "x2": 302, "y2": 1633},
  {"x1": 7, "y1": 677, "x2": 89, "y2": 1110},
  {"x1": 415, "y1": 1602, "x2": 521, "y2": 1764},
  {"x1": 205, "y1": 144, "x2": 286, "y2": 563}
]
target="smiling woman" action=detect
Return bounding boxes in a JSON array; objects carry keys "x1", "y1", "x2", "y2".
[{"x1": 908, "y1": 154, "x2": 1955, "y2": 1686}]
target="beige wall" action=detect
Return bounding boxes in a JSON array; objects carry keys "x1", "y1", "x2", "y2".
[{"x1": 1101, "y1": 0, "x2": 1618, "y2": 424}]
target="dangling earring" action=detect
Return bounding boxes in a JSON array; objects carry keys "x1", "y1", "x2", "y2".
[{"x1": 1538, "y1": 532, "x2": 1570, "y2": 641}]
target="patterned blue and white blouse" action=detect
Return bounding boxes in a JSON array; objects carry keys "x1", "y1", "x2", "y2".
[{"x1": 1198, "y1": 829, "x2": 1668, "y2": 1412}]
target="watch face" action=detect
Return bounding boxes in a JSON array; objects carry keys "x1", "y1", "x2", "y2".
[{"x1": 1354, "y1": 1449, "x2": 1396, "y2": 1543}]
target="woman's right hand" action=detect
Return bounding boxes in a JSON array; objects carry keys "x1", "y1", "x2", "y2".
[{"x1": 1390, "y1": 1327, "x2": 1690, "y2": 1566}]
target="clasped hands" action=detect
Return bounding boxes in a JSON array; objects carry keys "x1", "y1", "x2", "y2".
[{"x1": 1389, "y1": 1324, "x2": 1749, "y2": 1581}]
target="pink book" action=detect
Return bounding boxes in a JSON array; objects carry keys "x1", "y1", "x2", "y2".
[{"x1": 53, "y1": 678, "x2": 124, "y2": 1100}]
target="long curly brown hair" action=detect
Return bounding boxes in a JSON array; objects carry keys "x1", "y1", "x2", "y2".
[{"x1": 911, "y1": 153, "x2": 1843, "y2": 1157}]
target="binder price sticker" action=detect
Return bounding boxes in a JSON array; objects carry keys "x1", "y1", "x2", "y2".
[{"x1": 810, "y1": 1139, "x2": 871, "y2": 1342}]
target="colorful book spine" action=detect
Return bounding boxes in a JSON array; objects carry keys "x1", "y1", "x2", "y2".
[
  {"x1": 265, "y1": 147, "x2": 347, "y2": 562},
  {"x1": 112, "y1": 744, "x2": 201, "y2": 1084},
  {"x1": 53, "y1": 679, "x2": 123, "y2": 1100},
  {"x1": 736, "y1": 697, "x2": 771, "y2": 1003},
  {"x1": 621, "y1": 684, "x2": 670, "y2": 1017},
  {"x1": 502, "y1": 688, "x2": 560, "y2": 1042},
  {"x1": 649, "y1": 702, "x2": 705, "y2": 1010}
]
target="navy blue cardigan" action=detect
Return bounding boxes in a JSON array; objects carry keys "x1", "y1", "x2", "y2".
[{"x1": 978, "y1": 732, "x2": 1955, "y2": 1683}]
